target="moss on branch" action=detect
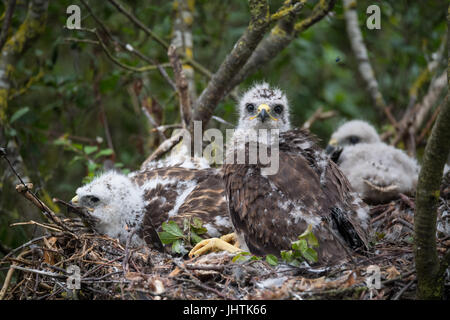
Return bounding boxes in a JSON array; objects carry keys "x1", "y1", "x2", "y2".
[{"x1": 0, "y1": 0, "x2": 49, "y2": 125}]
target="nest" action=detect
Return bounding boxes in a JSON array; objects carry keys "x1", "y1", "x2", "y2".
[{"x1": 1, "y1": 189, "x2": 449, "y2": 300}]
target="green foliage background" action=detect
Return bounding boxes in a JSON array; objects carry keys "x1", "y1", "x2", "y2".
[{"x1": 0, "y1": 0, "x2": 447, "y2": 264}]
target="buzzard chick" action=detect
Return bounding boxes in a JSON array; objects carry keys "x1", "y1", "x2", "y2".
[
  {"x1": 190, "y1": 83, "x2": 369, "y2": 265},
  {"x1": 71, "y1": 167, "x2": 233, "y2": 249},
  {"x1": 326, "y1": 120, "x2": 420, "y2": 204}
]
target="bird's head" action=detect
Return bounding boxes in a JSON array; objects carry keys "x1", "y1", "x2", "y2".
[
  {"x1": 326, "y1": 120, "x2": 380, "y2": 158},
  {"x1": 237, "y1": 82, "x2": 291, "y2": 132},
  {"x1": 70, "y1": 171, "x2": 144, "y2": 236}
]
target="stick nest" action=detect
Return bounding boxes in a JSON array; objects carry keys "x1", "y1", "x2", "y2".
[{"x1": 1, "y1": 193, "x2": 449, "y2": 300}]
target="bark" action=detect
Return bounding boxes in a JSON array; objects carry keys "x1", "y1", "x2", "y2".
[
  {"x1": 343, "y1": 0, "x2": 386, "y2": 111},
  {"x1": 171, "y1": 0, "x2": 197, "y2": 103},
  {"x1": 0, "y1": 0, "x2": 49, "y2": 226},
  {"x1": 413, "y1": 26, "x2": 450, "y2": 299},
  {"x1": 224, "y1": 0, "x2": 336, "y2": 96},
  {"x1": 192, "y1": 0, "x2": 270, "y2": 125},
  {"x1": 0, "y1": 0, "x2": 49, "y2": 124}
]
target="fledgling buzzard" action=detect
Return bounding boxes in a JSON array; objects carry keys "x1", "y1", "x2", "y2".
[
  {"x1": 71, "y1": 165, "x2": 232, "y2": 249},
  {"x1": 191, "y1": 83, "x2": 370, "y2": 265},
  {"x1": 326, "y1": 120, "x2": 420, "y2": 204}
]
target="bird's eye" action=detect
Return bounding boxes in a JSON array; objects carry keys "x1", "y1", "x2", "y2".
[
  {"x1": 273, "y1": 105, "x2": 283, "y2": 114},
  {"x1": 348, "y1": 136, "x2": 360, "y2": 144},
  {"x1": 89, "y1": 196, "x2": 100, "y2": 204},
  {"x1": 246, "y1": 104, "x2": 255, "y2": 113}
]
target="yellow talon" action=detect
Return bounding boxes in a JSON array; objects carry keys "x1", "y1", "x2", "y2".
[{"x1": 189, "y1": 233, "x2": 242, "y2": 258}]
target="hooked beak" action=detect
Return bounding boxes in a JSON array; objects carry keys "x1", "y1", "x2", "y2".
[
  {"x1": 70, "y1": 195, "x2": 79, "y2": 206},
  {"x1": 325, "y1": 138, "x2": 338, "y2": 155},
  {"x1": 258, "y1": 107, "x2": 269, "y2": 123},
  {"x1": 250, "y1": 104, "x2": 278, "y2": 123},
  {"x1": 325, "y1": 139, "x2": 343, "y2": 163}
]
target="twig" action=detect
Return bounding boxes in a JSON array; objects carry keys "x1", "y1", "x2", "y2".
[
  {"x1": 173, "y1": 259, "x2": 234, "y2": 300},
  {"x1": 107, "y1": 0, "x2": 169, "y2": 49},
  {"x1": 0, "y1": 250, "x2": 29, "y2": 300},
  {"x1": 212, "y1": 115, "x2": 234, "y2": 127},
  {"x1": 168, "y1": 45, "x2": 192, "y2": 130},
  {"x1": 80, "y1": 0, "x2": 176, "y2": 90},
  {"x1": 392, "y1": 279, "x2": 415, "y2": 300},
  {"x1": 343, "y1": 0, "x2": 386, "y2": 112},
  {"x1": 15, "y1": 183, "x2": 73, "y2": 234},
  {"x1": 0, "y1": 0, "x2": 17, "y2": 51},
  {"x1": 1, "y1": 236, "x2": 47, "y2": 260},
  {"x1": 141, "y1": 130, "x2": 184, "y2": 167},
  {"x1": 10, "y1": 265, "x2": 67, "y2": 279},
  {"x1": 193, "y1": 0, "x2": 271, "y2": 126},
  {"x1": 152, "y1": 124, "x2": 182, "y2": 133},
  {"x1": 270, "y1": 1, "x2": 305, "y2": 22},
  {"x1": 10, "y1": 221, "x2": 62, "y2": 233},
  {"x1": 302, "y1": 107, "x2": 337, "y2": 130}
]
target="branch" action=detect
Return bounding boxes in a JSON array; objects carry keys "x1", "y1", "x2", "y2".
[
  {"x1": 168, "y1": 45, "x2": 192, "y2": 130},
  {"x1": 192, "y1": 0, "x2": 270, "y2": 126},
  {"x1": 343, "y1": 0, "x2": 386, "y2": 111},
  {"x1": 301, "y1": 107, "x2": 337, "y2": 130},
  {"x1": 107, "y1": 0, "x2": 212, "y2": 80},
  {"x1": 392, "y1": 71, "x2": 447, "y2": 147},
  {"x1": 140, "y1": 131, "x2": 184, "y2": 168},
  {"x1": 107, "y1": 0, "x2": 169, "y2": 49},
  {"x1": 223, "y1": 0, "x2": 335, "y2": 98},
  {"x1": 80, "y1": 0, "x2": 176, "y2": 90},
  {"x1": 15, "y1": 183, "x2": 74, "y2": 234},
  {"x1": 0, "y1": 0, "x2": 49, "y2": 124},
  {"x1": 413, "y1": 72, "x2": 447, "y2": 131},
  {"x1": 414, "y1": 88, "x2": 450, "y2": 299},
  {"x1": 0, "y1": 0, "x2": 17, "y2": 51},
  {"x1": 171, "y1": 0, "x2": 197, "y2": 102}
]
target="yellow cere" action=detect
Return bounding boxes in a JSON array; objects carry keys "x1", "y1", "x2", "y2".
[{"x1": 249, "y1": 104, "x2": 279, "y2": 121}]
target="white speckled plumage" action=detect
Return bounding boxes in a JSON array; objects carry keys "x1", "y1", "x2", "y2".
[
  {"x1": 75, "y1": 171, "x2": 145, "y2": 246},
  {"x1": 330, "y1": 120, "x2": 420, "y2": 203}
]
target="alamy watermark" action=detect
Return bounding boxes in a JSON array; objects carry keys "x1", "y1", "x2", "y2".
[
  {"x1": 66, "y1": 264, "x2": 81, "y2": 290},
  {"x1": 173, "y1": 121, "x2": 280, "y2": 175}
]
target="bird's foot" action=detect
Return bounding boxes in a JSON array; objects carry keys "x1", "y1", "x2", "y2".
[{"x1": 188, "y1": 233, "x2": 241, "y2": 258}]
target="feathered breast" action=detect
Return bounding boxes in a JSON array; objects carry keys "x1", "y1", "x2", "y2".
[{"x1": 223, "y1": 128, "x2": 369, "y2": 264}]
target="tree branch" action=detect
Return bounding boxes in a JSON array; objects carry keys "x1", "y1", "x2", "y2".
[
  {"x1": 0, "y1": 0, "x2": 49, "y2": 124},
  {"x1": 171, "y1": 0, "x2": 197, "y2": 102},
  {"x1": 192, "y1": 0, "x2": 270, "y2": 126},
  {"x1": 414, "y1": 88, "x2": 450, "y2": 299},
  {"x1": 223, "y1": 0, "x2": 335, "y2": 99},
  {"x1": 168, "y1": 45, "x2": 192, "y2": 130},
  {"x1": 0, "y1": 0, "x2": 17, "y2": 51},
  {"x1": 343, "y1": 0, "x2": 386, "y2": 111}
]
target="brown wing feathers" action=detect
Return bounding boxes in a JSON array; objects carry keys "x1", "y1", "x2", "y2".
[{"x1": 224, "y1": 129, "x2": 369, "y2": 264}]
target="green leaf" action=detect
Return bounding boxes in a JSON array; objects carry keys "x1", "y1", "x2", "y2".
[
  {"x1": 191, "y1": 217, "x2": 203, "y2": 229},
  {"x1": 292, "y1": 239, "x2": 308, "y2": 253},
  {"x1": 298, "y1": 224, "x2": 319, "y2": 247},
  {"x1": 87, "y1": 161, "x2": 99, "y2": 174},
  {"x1": 10, "y1": 107, "x2": 30, "y2": 123},
  {"x1": 306, "y1": 232, "x2": 319, "y2": 248},
  {"x1": 94, "y1": 148, "x2": 114, "y2": 159},
  {"x1": 232, "y1": 251, "x2": 251, "y2": 263},
  {"x1": 280, "y1": 250, "x2": 294, "y2": 263},
  {"x1": 84, "y1": 145, "x2": 98, "y2": 155},
  {"x1": 171, "y1": 239, "x2": 187, "y2": 254},
  {"x1": 68, "y1": 155, "x2": 84, "y2": 166},
  {"x1": 265, "y1": 254, "x2": 278, "y2": 266},
  {"x1": 161, "y1": 221, "x2": 184, "y2": 238},
  {"x1": 190, "y1": 231, "x2": 203, "y2": 245},
  {"x1": 158, "y1": 231, "x2": 179, "y2": 244},
  {"x1": 302, "y1": 247, "x2": 318, "y2": 263}
]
